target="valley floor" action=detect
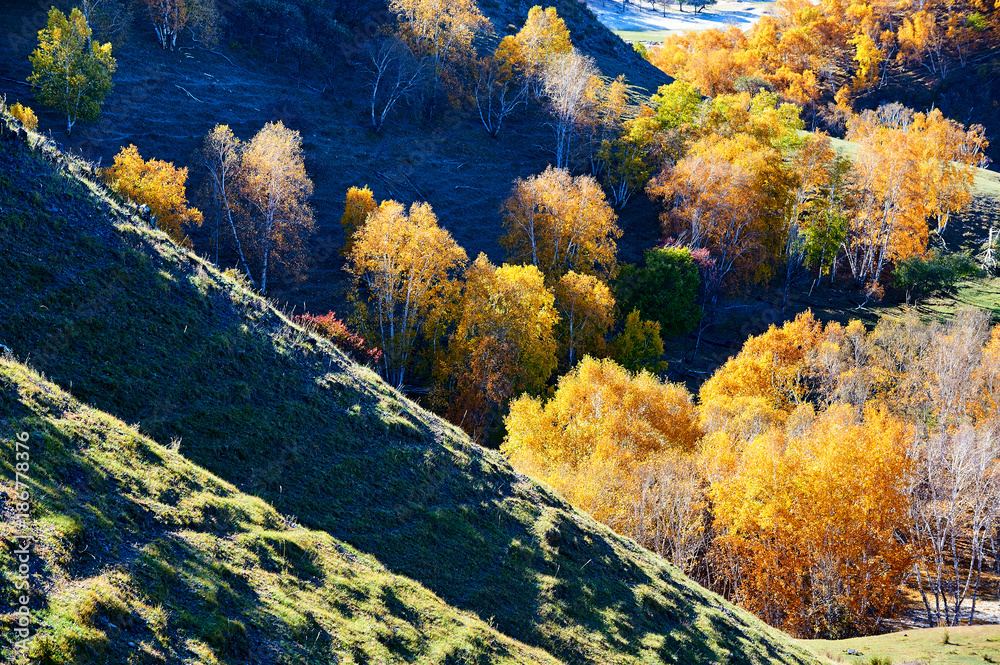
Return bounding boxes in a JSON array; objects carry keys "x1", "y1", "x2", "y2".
[{"x1": 804, "y1": 625, "x2": 1000, "y2": 664}]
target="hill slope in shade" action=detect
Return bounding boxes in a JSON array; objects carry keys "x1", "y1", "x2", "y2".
[
  {"x1": 0, "y1": 1, "x2": 670, "y2": 318},
  {"x1": 0, "y1": 358, "x2": 562, "y2": 665},
  {"x1": 0, "y1": 116, "x2": 818, "y2": 664}
]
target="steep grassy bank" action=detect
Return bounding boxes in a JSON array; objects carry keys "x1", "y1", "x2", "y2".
[
  {"x1": 0, "y1": 115, "x2": 817, "y2": 663},
  {"x1": 0, "y1": 358, "x2": 561, "y2": 664}
]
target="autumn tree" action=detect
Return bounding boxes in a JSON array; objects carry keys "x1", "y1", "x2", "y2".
[
  {"x1": 705, "y1": 404, "x2": 914, "y2": 637},
  {"x1": 501, "y1": 166, "x2": 621, "y2": 282},
  {"x1": 141, "y1": 0, "x2": 217, "y2": 50},
  {"x1": 203, "y1": 124, "x2": 251, "y2": 276},
  {"x1": 647, "y1": 91, "x2": 802, "y2": 289},
  {"x1": 475, "y1": 36, "x2": 526, "y2": 138},
  {"x1": 587, "y1": 74, "x2": 630, "y2": 172},
  {"x1": 844, "y1": 105, "x2": 986, "y2": 286},
  {"x1": 542, "y1": 49, "x2": 600, "y2": 168},
  {"x1": 598, "y1": 115, "x2": 658, "y2": 209},
  {"x1": 514, "y1": 5, "x2": 573, "y2": 98},
  {"x1": 553, "y1": 271, "x2": 615, "y2": 366},
  {"x1": 7, "y1": 102, "x2": 38, "y2": 131},
  {"x1": 103, "y1": 144, "x2": 203, "y2": 246},
  {"x1": 236, "y1": 121, "x2": 315, "y2": 294},
  {"x1": 441, "y1": 256, "x2": 558, "y2": 441},
  {"x1": 340, "y1": 185, "x2": 377, "y2": 257},
  {"x1": 389, "y1": 0, "x2": 489, "y2": 90},
  {"x1": 28, "y1": 7, "x2": 116, "y2": 135},
  {"x1": 502, "y1": 357, "x2": 702, "y2": 566},
  {"x1": 347, "y1": 200, "x2": 468, "y2": 387},
  {"x1": 698, "y1": 311, "x2": 826, "y2": 440}
]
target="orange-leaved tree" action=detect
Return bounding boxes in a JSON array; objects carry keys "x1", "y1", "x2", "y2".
[
  {"x1": 704, "y1": 404, "x2": 914, "y2": 638},
  {"x1": 844, "y1": 105, "x2": 986, "y2": 285},
  {"x1": 440, "y1": 255, "x2": 558, "y2": 441},
  {"x1": 103, "y1": 144, "x2": 203, "y2": 247}
]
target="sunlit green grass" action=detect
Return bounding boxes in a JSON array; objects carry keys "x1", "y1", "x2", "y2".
[{"x1": 803, "y1": 625, "x2": 1000, "y2": 665}]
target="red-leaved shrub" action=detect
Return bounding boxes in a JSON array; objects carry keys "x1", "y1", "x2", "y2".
[{"x1": 292, "y1": 312, "x2": 382, "y2": 365}]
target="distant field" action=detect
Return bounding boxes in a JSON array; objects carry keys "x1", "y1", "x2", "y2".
[
  {"x1": 613, "y1": 29, "x2": 680, "y2": 41},
  {"x1": 804, "y1": 625, "x2": 1000, "y2": 664},
  {"x1": 585, "y1": 0, "x2": 774, "y2": 42}
]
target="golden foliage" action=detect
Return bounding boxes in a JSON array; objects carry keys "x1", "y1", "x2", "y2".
[
  {"x1": 348, "y1": 200, "x2": 468, "y2": 387},
  {"x1": 442, "y1": 256, "x2": 558, "y2": 441},
  {"x1": 553, "y1": 270, "x2": 614, "y2": 367},
  {"x1": 201, "y1": 122, "x2": 315, "y2": 293},
  {"x1": 103, "y1": 144, "x2": 203, "y2": 247},
  {"x1": 503, "y1": 357, "x2": 703, "y2": 567},
  {"x1": 390, "y1": 0, "x2": 489, "y2": 86},
  {"x1": 501, "y1": 166, "x2": 621, "y2": 282},
  {"x1": 647, "y1": 0, "x2": 999, "y2": 104},
  {"x1": 514, "y1": 5, "x2": 572, "y2": 94},
  {"x1": 8, "y1": 102, "x2": 38, "y2": 131},
  {"x1": 706, "y1": 405, "x2": 913, "y2": 637},
  {"x1": 340, "y1": 186, "x2": 377, "y2": 257},
  {"x1": 844, "y1": 106, "x2": 986, "y2": 284}
]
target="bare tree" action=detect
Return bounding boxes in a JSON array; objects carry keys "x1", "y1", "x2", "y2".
[
  {"x1": 80, "y1": 0, "x2": 131, "y2": 42},
  {"x1": 543, "y1": 49, "x2": 599, "y2": 169},
  {"x1": 474, "y1": 53, "x2": 525, "y2": 138},
  {"x1": 628, "y1": 454, "x2": 707, "y2": 573},
  {"x1": 362, "y1": 36, "x2": 423, "y2": 133},
  {"x1": 910, "y1": 424, "x2": 1000, "y2": 626},
  {"x1": 203, "y1": 125, "x2": 254, "y2": 284}
]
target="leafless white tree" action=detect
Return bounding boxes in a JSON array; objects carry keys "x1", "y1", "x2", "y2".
[
  {"x1": 542, "y1": 49, "x2": 599, "y2": 169},
  {"x1": 362, "y1": 36, "x2": 423, "y2": 133},
  {"x1": 475, "y1": 56, "x2": 525, "y2": 138},
  {"x1": 909, "y1": 424, "x2": 1000, "y2": 626},
  {"x1": 626, "y1": 455, "x2": 707, "y2": 573}
]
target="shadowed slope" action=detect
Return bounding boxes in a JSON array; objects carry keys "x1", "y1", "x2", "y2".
[{"x1": 0, "y1": 358, "x2": 563, "y2": 664}]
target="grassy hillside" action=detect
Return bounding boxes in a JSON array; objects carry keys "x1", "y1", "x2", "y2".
[
  {"x1": 0, "y1": 114, "x2": 818, "y2": 663},
  {"x1": 803, "y1": 625, "x2": 1000, "y2": 664},
  {"x1": 0, "y1": 358, "x2": 562, "y2": 665}
]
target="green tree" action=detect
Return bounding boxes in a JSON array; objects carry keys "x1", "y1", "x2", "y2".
[
  {"x1": 610, "y1": 309, "x2": 668, "y2": 372},
  {"x1": 651, "y1": 80, "x2": 703, "y2": 130},
  {"x1": 894, "y1": 251, "x2": 980, "y2": 304},
  {"x1": 617, "y1": 247, "x2": 702, "y2": 337},
  {"x1": 28, "y1": 7, "x2": 116, "y2": 134}
]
